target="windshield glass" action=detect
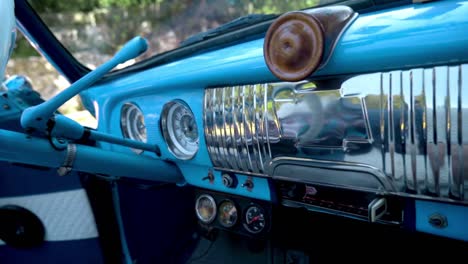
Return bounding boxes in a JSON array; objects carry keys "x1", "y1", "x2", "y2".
[{"x1": 28, "y1": 0, "x2": 323, "y2": 69}]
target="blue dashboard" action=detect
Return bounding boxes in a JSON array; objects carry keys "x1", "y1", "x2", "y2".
[
  {"x1": 2, "y1": 0, "x2": 468, "y2": 248},
  {"x1": 72, "y1": 0, "x2": 468, "y2": 242}
]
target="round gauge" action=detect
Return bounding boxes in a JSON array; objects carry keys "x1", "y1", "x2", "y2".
[
  {"x1": 244, "y1": 205, "x2": 266, "y2": 234},
  {"x1": 218, "y1": 200, "x2": 238, "y2": 228},
  {"x1": 161, "y1": 101, "x2": 199, "y2": 159},
  {"x1": 195, "y1": 194, "x2": 216, "y2": 224},
  {"x1": 120, "y1": 103, "x2": 147, "y2": 153}
]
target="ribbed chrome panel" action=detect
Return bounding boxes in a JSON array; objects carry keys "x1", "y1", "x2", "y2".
[
  {"x1": 376, "y1": 66, "x2": 467, "y2": 200},
  {"x1": 204, "y1": 85, "x2": 279, "y2": 174},
  {"x1": 204, "y1": 64, "x2": 468, "y2": 202}
]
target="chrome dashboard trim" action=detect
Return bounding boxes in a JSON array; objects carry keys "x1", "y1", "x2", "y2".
[
  {"x1": 204, "y1": 64, "x2": 468, "y2": 202},
  {"x1": 212, "y1": 167, "x2": 269, "y2": 178},
  {"x1": 268, "y1": 156, "x2": 393, "y2": 191}
]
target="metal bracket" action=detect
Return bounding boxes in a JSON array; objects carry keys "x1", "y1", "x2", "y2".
[
  {"x1": 57, "y1": 143, "x2": 76, "y2": 176},
  {"x1": 368, "y1": 197, "x2": 387, "y2": 223}
]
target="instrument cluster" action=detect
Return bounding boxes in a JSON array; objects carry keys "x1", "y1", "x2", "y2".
[
  {"x1": 120, "y1": 99, "x2": 199, "y2": 159},
  {"x1": 194, "y1": 189, "x2": 271, "y2": 237}
]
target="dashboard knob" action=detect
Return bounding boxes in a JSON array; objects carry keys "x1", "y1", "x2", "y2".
[
  {"x1": 429, "y1": 213, "x2": 448, "y2": 229},
  {"x1": 222, "y1": 173, "x2": 235, "y2": 188}
]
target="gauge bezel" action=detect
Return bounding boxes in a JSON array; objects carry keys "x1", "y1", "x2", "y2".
[
  {"x1": 243, "y1": 204, "x2": 266, "y2": 234},
  {"x1": 161, "y1": 100, "x2": 199, "y2": 160},
  {"x1": 120, "y1": 102, "x2": 147, "y2": 154},
  {"x1": 195, "y1": 194, "x2": 217, "y2": 224},
  {"x1": 217, "y1": 199, "x2": 238, "y2": 228}
]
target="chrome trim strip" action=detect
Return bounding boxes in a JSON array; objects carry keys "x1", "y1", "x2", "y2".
[
  {"x1": 204, "y1": 89, "x2": 216, "y2": 166},
  {"x1": 231, "y1": 86, "x2": 243, "y2": 170},
  {"x1": 263, "y1": 84, "x2": 273, "y2": 159},
  {"x1": 242, "y1": 85, "x2": 254, "y2": 171},
  {"x1": 221, "y1": 88, "x2": 236, "y2": 170},
  {"x1": 248, "y1": 85, "x2": 261, "y2": 172},
  {"x1": 269, "y1": 156, "x2": 393, "y2": 191},
  {"x1": 212, "y1": 89, "x2": 226, "y2": 168},
  {"x1": 213, "y1": 167, "x2": 269, "y2": 178}
]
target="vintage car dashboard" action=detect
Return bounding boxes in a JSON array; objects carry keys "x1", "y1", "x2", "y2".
[{"x1": 79, "y1": 0, "x2": 468, "y2": 242}]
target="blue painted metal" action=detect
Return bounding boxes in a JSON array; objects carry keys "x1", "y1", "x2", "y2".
[
  {"x1": 16, "y1": 35, "x2": 160, "y2": 154},
  {"x1": 0, "y1": 129, "x2": 184, "y2": 183},
  {"x1": 416, "y1": 200, "x2": 468, "y2": 241},
  {"x1": 0, "y1": 75, "x2": 43, "y2": 120},
  {"x1": 322, "y1": 0, "x2": 468, "y2": 74},
  {"x1": 52, "y1": 115, "x2": 85, "y2": 139},
  {"x1": 179, "y1": 164, "x2": 272, "y2": 201},
  {"x1": 91, "y1": 129, "x2": 159, "y2": 154},
  {"x1": 4, "y1": 75, "x2": 43, "y2": 106},
  {"x1": 0, "y1": 92, "x2": 23, "y2": 121},
  {"x1": 49, "y1": 114, "x2": 159, "y2": 153}
]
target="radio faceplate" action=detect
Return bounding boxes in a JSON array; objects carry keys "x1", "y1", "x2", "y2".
[{"x1": 275, "y1": 180, "x2": 404, "y2": 224}]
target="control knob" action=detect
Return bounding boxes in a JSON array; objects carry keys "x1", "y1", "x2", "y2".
[{"x1": 222, "y1": 173, "x2": 236, "y2": 188}]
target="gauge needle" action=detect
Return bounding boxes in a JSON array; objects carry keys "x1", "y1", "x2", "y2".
[{"x1": 248, "y1": 215, "x2": 260, "y2": 224}]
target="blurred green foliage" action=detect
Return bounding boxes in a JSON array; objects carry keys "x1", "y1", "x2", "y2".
[
  {"x1": 29, "y1": 0, "x2": 101, "y2": 12},
  {"x1": 28, "y1": 0, "x2": 318, "y2": 14},
  {"x1": 11, "y1": 34, "x2": 38, "y2": 58}
]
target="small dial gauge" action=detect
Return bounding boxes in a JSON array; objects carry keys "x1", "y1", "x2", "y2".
[
  {"x1": 244, "y1": 205, "x2": 266, "y2": 234},
  {"x1": 195, "y1": 194, "x2": 216, "y2": 224},
  {"x1": 120, "y1": 103, "x2": 147, "y2": 153},
  {"x1": 218, "y1": 200, "x2": 238, "y2": 228},
  {"x1": 161, "y1": 101, "x2": 199, "y2": 159}
]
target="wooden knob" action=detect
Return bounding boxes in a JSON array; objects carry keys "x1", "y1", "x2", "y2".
[{"x1": 264, "y1": 12, "x2": 324, "y2": 81}]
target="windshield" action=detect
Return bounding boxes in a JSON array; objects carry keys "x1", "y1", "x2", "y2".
[{"x1": 28, "y1": 0, "x2": 323, "y2": 69}]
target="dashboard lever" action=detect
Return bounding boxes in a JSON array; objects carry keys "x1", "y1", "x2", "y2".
[
  {"x1": 202, "y1": 171, "x2": 215, "y2": 183},
  {"x1": 241, "y1": 177, "x2": 254, "y2": 190},
  {"x1": 19, "y1": 36, "x2": 161, "y2": 155}
]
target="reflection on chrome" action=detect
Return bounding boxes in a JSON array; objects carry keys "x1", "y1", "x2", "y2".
[{"x1": 204, "y1": 64, "x2": 468, "y2": 202}]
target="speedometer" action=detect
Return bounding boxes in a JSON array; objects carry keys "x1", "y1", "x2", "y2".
[
  {"x1": 120, "y1": 102, "x2": 147, "y2": 153},
  {"x1": 161, "y1": 100, "x2": 199, "y2": 159}
]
